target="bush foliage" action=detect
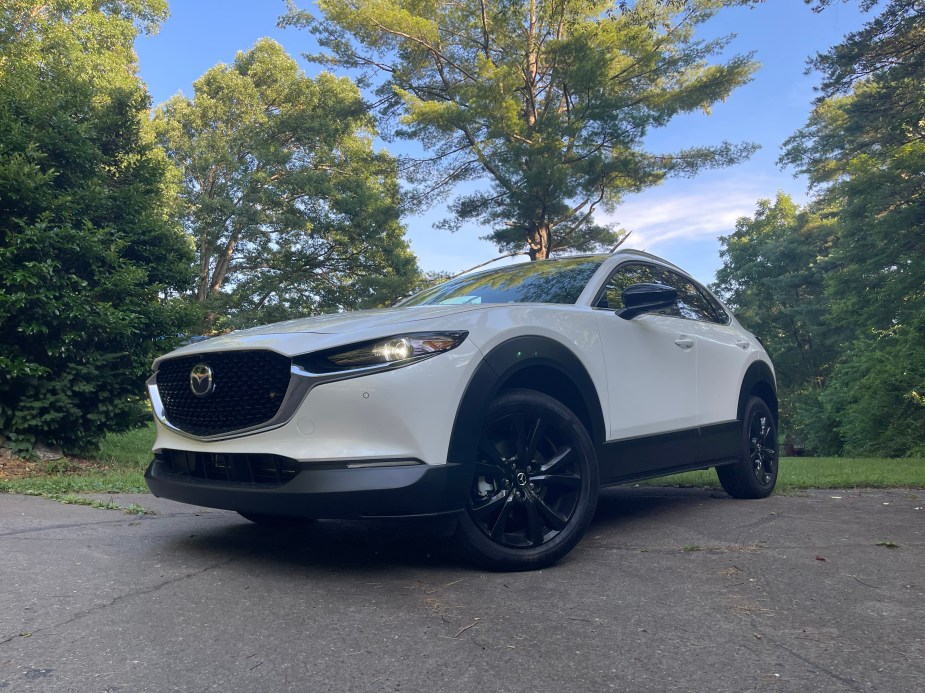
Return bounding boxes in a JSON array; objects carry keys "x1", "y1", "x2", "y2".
[{"x1": 0, "y1": 2, "x2": 194, "y2": 453}]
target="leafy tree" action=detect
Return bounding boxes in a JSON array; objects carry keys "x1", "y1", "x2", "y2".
[
  {"x1": 782, "y1": 0, "x2": 924, "y2": 331},
  {"x1": 813, "y1": 314, "x2": 925, "y2": 457},
  {"x1": 0, "y1": 1, "x2": 195, "y2": 453},
  {"x1": 713, "y1": 193, "x2": 849, "y2": 450},
  {"x1": 719, "y1": 0, "x2": 925, "y2": 456},
  {"x1": 154, "y1": 39, "x2": 420, "y2": 330},
  {"x1": 713, "y1": 193, "x2": 844, "y2": 392},
  {"x1": 283, "y1": 0, "x2": 759, "y2": 260},
  {"x1": 786, "y1": 0, "x2": 924, "y2": 455}
]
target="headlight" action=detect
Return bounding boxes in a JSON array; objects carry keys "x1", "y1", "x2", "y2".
[{"x1": 294, "y1": 332, "x2": 468, "y2": 374}]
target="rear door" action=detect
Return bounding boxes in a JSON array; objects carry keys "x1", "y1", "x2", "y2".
[
  {"x1": 679, "y1": 285, "x2": 755, "y2": 461},
  {"x1": 646, "y1": 269, "x2": 748, "y2": 463}
]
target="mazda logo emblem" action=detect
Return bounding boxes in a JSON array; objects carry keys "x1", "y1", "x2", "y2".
[{"x1": 189, "y1": 363, "x2": 214, "y2": 397}]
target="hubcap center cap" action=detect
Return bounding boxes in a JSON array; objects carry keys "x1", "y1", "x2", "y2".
[{"x1": 515, "y1": 471, "x2": 528, "y2": 487}]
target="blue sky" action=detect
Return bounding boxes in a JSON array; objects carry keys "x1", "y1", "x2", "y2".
[{"x1": 135, "y1": 1, "x2": 869, "y2": 284}]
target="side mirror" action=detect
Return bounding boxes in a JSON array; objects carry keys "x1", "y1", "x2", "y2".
[{"x1": 616, "y1": 283, "x2": 677, "y2": 320}]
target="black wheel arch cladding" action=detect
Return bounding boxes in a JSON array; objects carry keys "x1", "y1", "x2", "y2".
[{"x1": 446, "y1": 336, "x2": 606, "y2": 471}]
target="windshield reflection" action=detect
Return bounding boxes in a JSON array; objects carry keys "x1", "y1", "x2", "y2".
[{"x1": 403, "y1": 256, "x2": 607, "y2": 306}]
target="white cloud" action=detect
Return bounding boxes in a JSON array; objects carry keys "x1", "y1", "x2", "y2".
[
  {"x1": 406, "y1": 173, "x2": 811, "y2": 277},
  {"x1": 604, "y1": 177, "x2": 802, "y2": 252}
]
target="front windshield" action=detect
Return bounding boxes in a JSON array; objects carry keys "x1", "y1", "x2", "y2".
[{"x1": 402, "y1": 256, "x2": 606, "y2": 306}]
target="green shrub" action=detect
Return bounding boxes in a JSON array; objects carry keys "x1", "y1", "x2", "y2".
[{"x1": 0, "y1": 2, "x2": 193, "y2": 454}]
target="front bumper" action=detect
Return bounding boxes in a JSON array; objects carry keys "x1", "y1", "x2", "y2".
[{"x1": 144, "y1": 456, "x2": 470, "y2": 519}]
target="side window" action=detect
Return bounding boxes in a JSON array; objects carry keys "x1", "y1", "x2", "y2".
[
  {"x1": 661, "y1": 270, "x2": 719, "y2": 322},
  {"x1": 597, "y1": 263, "x2": 663, "y2": 310},
  {"x1": 597, "y1": 262, "x2": 722, "y2": 323}
]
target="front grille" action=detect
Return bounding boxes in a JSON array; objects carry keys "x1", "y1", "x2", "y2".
[
  {"x1": 157, "y1": 449, "x2": 300, "y2": 486},
  {"x1": 156, "y1": 350, "x2": 292, "y2": 437}
]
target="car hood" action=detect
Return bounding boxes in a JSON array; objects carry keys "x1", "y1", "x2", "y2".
[
  {"x1": 156, "y1": 305, "x2": 491, "y2": 363},
  {"x1": 228, "y1": 305, "x2": 481, "y2": 336}
]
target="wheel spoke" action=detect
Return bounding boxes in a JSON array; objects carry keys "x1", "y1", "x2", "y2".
[
  {"x1": 530, "y1": 472, "x2": 581, "y2": 490},
  {"x1": 761, "y1": 421, "x2": 773, "y2": 446},
  {"x1": 470, "y1": 489, "x2": 509, "y2": 520},
  {"x1": 540, "y1": 445, "x2": 573, "y2": 474},
  {"x1": 524, "y1": 416, "x2": 548, "y2": 464},
  {"x1": 525, "y1": 499, "x2": 546, "y2": 547},
  {"x1": 512, "y1": 414, "x2": 529, "y2": 462},
  {"x1": 478, "y1": 438, "x2": 506, "y2": 468},
  {"x1": 532, "y1": 493, "x2": 568, "y2": 531},
  {"x1": 489, "y1": 494, "x2": 517, "y2": 540}
]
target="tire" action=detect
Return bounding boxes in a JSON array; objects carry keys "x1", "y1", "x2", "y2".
[
  {"x1": 237, "y1": 512, "x2": 316, "y2": 527},
  {"x1": 456, "y1": 388, "x2": 599, "y2": 571},
  {"x1": 716, "y1": 396, "x2": 778, "y2": 499}
]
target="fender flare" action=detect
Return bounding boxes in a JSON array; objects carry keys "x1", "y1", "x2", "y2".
[
  {"x1": 738, "y1": 360, "x2": 778, "y2": 423},
  {"x1": 446, "y1": 336, "x2": 606, "y2": 471}
]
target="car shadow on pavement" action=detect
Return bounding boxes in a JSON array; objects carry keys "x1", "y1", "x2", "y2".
[
  {"x1": 155, "y1": 486, "x2": 723, "y2": 572},
  {"x1": 593, "y1": 485, "x2": 727, "y2": 524},
  {"x1": 163, "y1": 513, "x2": 469, "y2": 573}
]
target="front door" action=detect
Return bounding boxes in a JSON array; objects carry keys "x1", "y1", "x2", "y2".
[{"x1": 594, "y1": 262, "x2": 700, "y2": 478}]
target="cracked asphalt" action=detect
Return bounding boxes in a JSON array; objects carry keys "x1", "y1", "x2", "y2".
[{"x1": 1, "y1": 486, "x2": 923, "y2": 692}]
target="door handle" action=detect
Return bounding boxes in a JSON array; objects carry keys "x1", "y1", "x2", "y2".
[
  {"x1": 735, "y1": 339, "x2": 751, "y2": 350},
  {"x1": 674, "y1": 336, "x2": 695, "y2": 349}
]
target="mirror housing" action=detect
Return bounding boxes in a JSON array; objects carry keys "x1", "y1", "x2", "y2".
[{"x1": 616, "y1": 283, "x2": 678, "y2": 320}]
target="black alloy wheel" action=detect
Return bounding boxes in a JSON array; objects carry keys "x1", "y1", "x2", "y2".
[
  {"x1": 716, "y1": 396, "x2": 778, "y2": 499},
  {"x1": 456, "y1": 388, "x2": 599, "y2": 570}
]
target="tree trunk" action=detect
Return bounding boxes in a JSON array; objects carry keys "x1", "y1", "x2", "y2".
[
  {"x1": 525, "y1": 0, "x2": 539, "y2": 127},
  {"x1": 209, "y1": 235, "x2": 237, "y2": 296},
  {"x1": 196, "y1": 235, "x2": 211, "y2": 302},
  {"x1": 527, "y1": 222, "x2": 551, "y2": 261},
  {"x1": 195, "y1": 229, "x2": 239, "y2": 332}
]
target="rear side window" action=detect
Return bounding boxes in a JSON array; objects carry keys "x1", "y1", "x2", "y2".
[{"x1": 666, "y1": 271, "x2": 718, "y2": 322}]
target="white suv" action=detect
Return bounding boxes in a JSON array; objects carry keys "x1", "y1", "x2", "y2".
[{"x1": 146, "y1": 250, "x2": 778, "y2": 570}]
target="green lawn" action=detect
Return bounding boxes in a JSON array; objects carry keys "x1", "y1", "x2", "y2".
[
  {"x1": 1, "y1": 423, "x2": 923, "y2": 497},
  {"x1": 0, "y1": 424, "x2": 155, "y2": 496},
  {"x1": 639, "y1": 456, "x2": 925, "y2": 492}
]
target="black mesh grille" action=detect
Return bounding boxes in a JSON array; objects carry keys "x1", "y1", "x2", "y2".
[
  {"x1": 156, "y1": 350, "x2": 292, "y2": 437},
  {"x1": 157, "y1": 449, "x2": 299, "y2": 486}
]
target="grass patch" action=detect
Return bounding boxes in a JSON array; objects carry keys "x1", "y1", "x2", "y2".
[
  {"x1": 639, "y1": 457, "x2": 925, "y2": 492},
  {"x1": 0, "y1": 424, "x2": 155, "y2": 496},
  {"x1": 21, "y1": 493, "x2": 155, "y2": 515},
  {"x1": 2, "y1": 426, "x2": 923, "y2": 501},
  {"x1": 93, "y1": 424, "x2": 157, "y2": 470}
]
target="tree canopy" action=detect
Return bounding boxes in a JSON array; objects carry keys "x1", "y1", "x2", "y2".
[
  {"x1": 715, "y1": 0, "x2": 925, "y2": 457},
  {"x1": 283, "y1": 0, "x2": 759, "y2": 260},
  {"x1": 154, "y1": 39, "x2": 420, "y2": 330},
  {"x1": 714, "y1": 194, "x2": 843, "y2": 392},
  {"x1": 0, "y1": 0, "x2": 195, "y2": 453}
]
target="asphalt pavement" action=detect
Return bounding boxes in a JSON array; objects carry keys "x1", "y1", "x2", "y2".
[{"x1": 1, "y1": 486, "x2": 923, "y2": 692}]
